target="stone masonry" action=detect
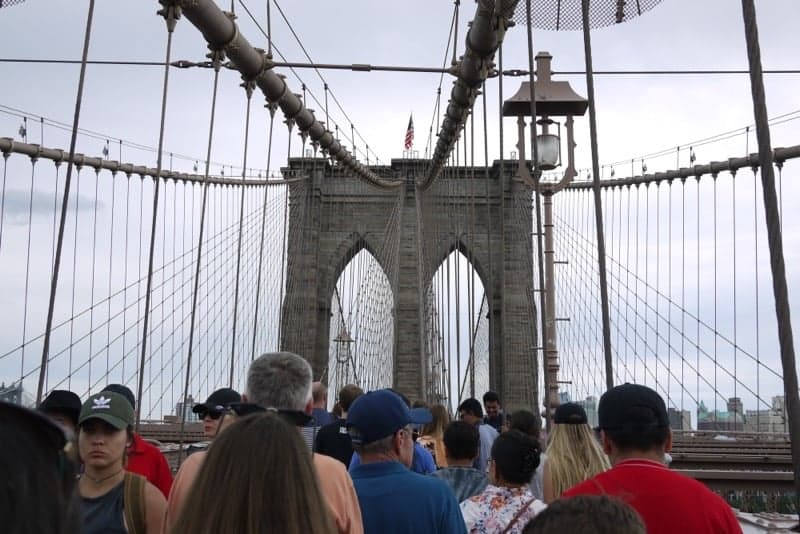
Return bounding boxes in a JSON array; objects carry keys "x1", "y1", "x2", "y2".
[{"x1": 280, "y1": 158, "x2": 538, "y2": 412}]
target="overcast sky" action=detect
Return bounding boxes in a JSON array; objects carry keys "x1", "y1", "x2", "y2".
[{"x1": 0, "y1": 0, "x2": 798, "y2": 417}]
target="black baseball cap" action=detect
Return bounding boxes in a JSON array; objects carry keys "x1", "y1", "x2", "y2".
[
  {"x1": 3, "y1": 400, "x2": 68, "y2": 451},
  {"x1": 103, "y1": 384, "x2": 136, "y2": 410},
  {"x1": 553, "y1": 402, "x2": 588, "y2": 425},
  {"x1": 597, "y1": 383, "x2": 669, "y2": 430},
  {"x1": 39, "y1": 390, "x2": 82, "y2": 427},
  {"x1": 192, "y1": 388, "x2": 241, "y2": 415}
]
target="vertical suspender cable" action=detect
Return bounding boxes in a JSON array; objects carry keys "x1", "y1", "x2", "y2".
[
  {"x1": 229, "y1": 82, "x2": 255, "y2": 386},
  {"x1": 122, "y1": 176, "x2": 132, "y2": 382},
  {"x1": 469, "y1": 110, "x2": 476, "y2": 398},
  {"x1": 644, "y1": 184, "x2": 650, "y2": 387},
  {"x1": 179, "y1": 53, "x2": 223, "y2": 464},
  {"x1": 655, "y1": 184, "x2": 660, "y2": 390},
  {"x1": 740, "y1": 1, "x2": 800, "y2": 507},
  {"x1": 581, "y1": 0, "x2": 614, "y2": 391},
  {"x1": 68, "y1": 167, "x2": 81, "y2": 390},
  {"x1": 667, "y1": 181, "x2": 672, "y2": 407},
  {"x1": 136, "y1": 5, "x2": 179, "y2": 429},
  {"x1": 0, "y1": 153, "x2": 8, "y2": 253},
  {"x1": 37, "y1": 0, "x2": 96, "y2": 404},
  {"x1": 732, "y1": 172, "x2": 738, "y2": 406},
  {"x1": 22, "y1": 159, "x2": 37, "y2": 383},
  {"x1": 250, "y1": 105, "x2": 277, "y2": 360},
  {"x1": 525, "y1": 0, "x2": 548, "y2": 422},
  {"x1": 713, "y1": 174, "x2": 718, "y2": 415},
  {"x1": 624, "y1": 185, "x2": 631, "y2": 381},
  {"x1": 276, "y1": 174, "x2": 289, "y2": 349},
  {"x1": 680, "y1": 179, "x2": 686, "y2": 414},
  {"x1": 481, "y1": 85, "x2": 494, "y2": 410},
  {"x1": 88, "y1": 169, "x2": 100, "y2": 394},
  {"x1": 633, "y1": 185, "x2": 640, "y2": 381}
]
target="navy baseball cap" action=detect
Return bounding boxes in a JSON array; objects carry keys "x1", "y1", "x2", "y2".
[{"x1": 346, "y1": 389, "x2": 432, "y2": 445}]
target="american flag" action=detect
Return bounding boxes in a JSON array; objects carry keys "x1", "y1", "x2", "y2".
[{"x1": 404, "y1": 114, "x2": 414, "y2": 150}]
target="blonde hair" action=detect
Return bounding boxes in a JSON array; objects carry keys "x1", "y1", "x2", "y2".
[
  {"x1": 420, "y1": 404, "x2": 450, "y2": 438},
  {"x1": 546, "y1": 423, "x2": 610, "y2": 497}
]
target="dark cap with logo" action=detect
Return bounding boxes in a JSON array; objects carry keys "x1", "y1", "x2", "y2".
[
  {"x1": 79, "y1": 391, "x2": 135, "y2": 430},
  {"x1": 346, "y1": 389, "x2": 432, "y2": 445},
  {"x1": 597, "y1": 383, "x2": 669, "y2": 430},
  {"x1": 192, "y1": 387, "x2": 241, "y2": 415}
]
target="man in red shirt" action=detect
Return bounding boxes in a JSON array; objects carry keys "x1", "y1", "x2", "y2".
[
  {"x1": 103, "y1": 384, "x2": 173, "y2": 497},
  {"x1": 562, "y1": 383, "x2": 742, "y2": 534}
]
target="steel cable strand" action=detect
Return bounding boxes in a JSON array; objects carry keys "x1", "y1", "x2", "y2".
[
  {"x1": 178, "y1": 53, "x2": 224, "y2": 465},
  {"x1": 250, "y1": 106, "x2": 277, "y2": 360},
  {"x1": 87, "y1": 169, "x2": 101, "y2": 396},
  {"x1": 136, "y1": 5, "x2": 178, "y2": 427},
  {"x1": 20, "y1": 155, "x2": 37, "y2": 383},
  {"x1": 556, "y1": 209, "x2": 763, "y2": 406},
  {"x1": 228, "y1": 83, "x2": 255, "y2": 386},
  {"x1": 558, "y1": 203, "x2": 782, "y2": 378},
  {"x1": 246, "y1": 0, "x2": 381, "y2": 166}
]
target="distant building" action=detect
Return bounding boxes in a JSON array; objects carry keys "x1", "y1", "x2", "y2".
[
  {"x1": 727, "y1": 397, "x2": 743, "y2": 417},
  {"x1": 744, "y1": 396, "x2": 787, "y2": 434},
  {"x1": 175, "y1": 394, "x2": 199, "y2": 423},
  {"x1": 668, "y1": 407, "x2": 692, "y2": 430},
  {"x1": 0, "y1": 381, "x2": 33, "y2": 406},
  {"x1": 697, "y1": 398, "x2": 745, "y2": 431},
  {"x1": 576, "y1": 396, "x2": 598, "y2": 427}
]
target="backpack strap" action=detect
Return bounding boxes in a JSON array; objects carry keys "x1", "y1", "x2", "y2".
[
  {"x1": 123, "y1": 472, "x2": 147, "y2": 534},
  {"x1": 501, "y1": 498, "x2": 537, "y2": 534}
]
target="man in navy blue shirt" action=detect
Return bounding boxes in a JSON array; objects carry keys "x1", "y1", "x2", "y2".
[{"x1": 346, "y1": 389, "x2": 467, "y2": 534}]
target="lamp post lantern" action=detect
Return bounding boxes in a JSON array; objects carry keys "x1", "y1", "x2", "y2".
[{"x1": 503, "y1": 51, "x2": 588, "y2": 426}]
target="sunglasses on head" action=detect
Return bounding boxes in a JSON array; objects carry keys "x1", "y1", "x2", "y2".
[{"x1": 227, "y1": 402, "x2": 313, "y2": 426}]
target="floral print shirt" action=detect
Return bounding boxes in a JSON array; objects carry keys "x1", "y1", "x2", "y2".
[{"x1": 460, "y1": 484, "x2": 546, "y2": 534}]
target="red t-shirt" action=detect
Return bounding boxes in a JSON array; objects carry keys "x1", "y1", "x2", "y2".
[
  {"x1": 126, "y1": 432, "x2": 173, "y2": 497},
  {"x1": 563, "y1": 458, "x2": 742, "y2": 534}
]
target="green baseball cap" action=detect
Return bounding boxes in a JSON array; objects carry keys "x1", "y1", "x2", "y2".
[{"x1": 79, "y1": 391, "x2": 134, "y2": 430}]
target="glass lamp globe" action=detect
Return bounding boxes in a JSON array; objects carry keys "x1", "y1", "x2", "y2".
[{"x1": 536, "y1": 133, "x2": 560, "y2": 170}]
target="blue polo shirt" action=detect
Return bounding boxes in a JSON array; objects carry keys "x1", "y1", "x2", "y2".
[
  {"x1": 349, "y1": 442, "x2": 436, "y2": 475},
  {"x1": 350, "y1": 461, "x2": 467, "y2": 534}
]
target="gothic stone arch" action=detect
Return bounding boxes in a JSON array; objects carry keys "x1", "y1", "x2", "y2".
[{"x1": 280, "y1": 159, "x2": 537, "y2": 412}]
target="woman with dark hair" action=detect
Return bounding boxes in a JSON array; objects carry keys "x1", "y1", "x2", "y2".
[
  {"x1": 0, "y1": 401, "x2": 82, "y2": 534},
  {"x1": 460, "y1": 430, "x2": 545, "y2": 534},
  {"x1": 78, "y1": 391, "x2": 166, "y2": 534},
  {"x1": 171, "y1": 412, "x2": 336, "y2": 534},
  {"x1": 506, "y1": 410, "x2": 545, "y2": 500}
]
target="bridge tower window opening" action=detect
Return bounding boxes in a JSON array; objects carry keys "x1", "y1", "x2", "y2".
[{"x1": 326, "y1": 248, "x2": 394, "y2": 408}]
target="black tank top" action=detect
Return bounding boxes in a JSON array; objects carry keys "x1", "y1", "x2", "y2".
[{"x1": 82, "y1": 479, "x2": 127, "y2": 534}]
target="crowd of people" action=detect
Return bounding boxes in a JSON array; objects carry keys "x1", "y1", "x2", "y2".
[{"x1": 1, "y1": 351, "x2": 744, "y2": 533}]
